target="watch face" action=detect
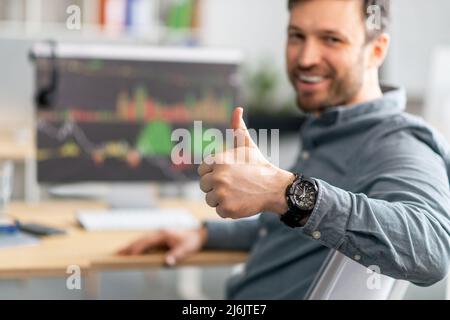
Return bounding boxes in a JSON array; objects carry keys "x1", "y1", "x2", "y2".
[{"x1": 293, "y1": 180, "x2": 317, "y2": 210}]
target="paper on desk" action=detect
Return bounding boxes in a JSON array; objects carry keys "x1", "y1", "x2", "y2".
[{"x1": 0, "y1": 231, "x2": 40, "y2": 249}]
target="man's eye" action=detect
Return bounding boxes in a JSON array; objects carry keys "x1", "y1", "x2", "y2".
[
  {"x1": 324, "y1": 36, "x2": 341, "y2": 44},
  {"x1": 289, "y1": 33, "x2": 305, "y2": 41}
]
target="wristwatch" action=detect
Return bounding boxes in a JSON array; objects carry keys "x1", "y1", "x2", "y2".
[{"x1": 280, "y1": 173, "x2": 318, "y2": 228}]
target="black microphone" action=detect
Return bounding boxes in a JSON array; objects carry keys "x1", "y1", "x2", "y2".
[{"x1": 31, "y1": 40, "x2": 59, "y2": 110}]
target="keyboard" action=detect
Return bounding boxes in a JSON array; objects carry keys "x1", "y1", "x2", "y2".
[{"x1": 77, "y1": 208, "x2": 200, "y2": 231}]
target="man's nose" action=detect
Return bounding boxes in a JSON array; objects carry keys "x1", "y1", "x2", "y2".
[{"x1": 297, "y1": 39, "x2": 321, "y2": 69}]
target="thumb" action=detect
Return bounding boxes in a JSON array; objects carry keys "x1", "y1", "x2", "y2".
[{"x1": 231, "y1": 107, "x2": 257, "y2": 148}]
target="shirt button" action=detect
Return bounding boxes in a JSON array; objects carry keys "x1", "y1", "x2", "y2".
[
  {"x1": 312, "y1": 231, "x2": 321, "y2": 239},
  {"x1": 354, "y1": 255, "x2": 361, "y2": 261},
  {"x1": 302, "y1": 151, "x2": 310, "y2": 161},
  {"x1": 259, "y1": 228, "x2": 268, "y2": 238}
]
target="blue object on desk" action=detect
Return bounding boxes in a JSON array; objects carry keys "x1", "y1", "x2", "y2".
[
  {"x1": 0, "y1": 231, "x2": 40, "y2": 249},
  {"x1": 0, "y1": 220, "x2": 18, "y2": 234}
]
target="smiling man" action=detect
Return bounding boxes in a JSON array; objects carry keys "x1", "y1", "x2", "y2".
[
  {"x1": 119, "y1": 0, "x2": 450, "y2": 299},
  {"x1": 286, "y1": 0, "x2": 384, "y2": 113}
]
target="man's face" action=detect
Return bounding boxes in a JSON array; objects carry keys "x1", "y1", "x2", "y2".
[{"x1": 286, "y1": 0, "x2": 370, "y2": 113}]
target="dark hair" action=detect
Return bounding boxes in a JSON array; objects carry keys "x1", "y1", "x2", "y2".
[{"x1": 287, "y1": 0, "x2": 390, "y2": 42}]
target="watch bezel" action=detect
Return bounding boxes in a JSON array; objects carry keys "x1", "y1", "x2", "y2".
[{"x1": 289, "y1": 177, "x2": 317, "y2": 211}]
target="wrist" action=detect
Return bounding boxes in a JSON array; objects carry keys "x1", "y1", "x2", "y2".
[{"x1": 268, "y1": 169, "x2": 296, "y2": 215}]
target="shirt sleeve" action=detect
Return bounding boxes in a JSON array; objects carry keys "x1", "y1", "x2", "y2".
[
  {"x1": 301, "y1": 131, "x2": 450, "y2": 286},
  {"x1": 203, "y1": 218, "x2": 260, "y2": 251}
]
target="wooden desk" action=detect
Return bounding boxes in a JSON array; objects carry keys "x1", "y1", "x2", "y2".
[{"x1": 0, "y1": 200, "x2": 248, "y2": 279}]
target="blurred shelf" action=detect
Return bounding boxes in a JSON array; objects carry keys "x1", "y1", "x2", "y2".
[
  {"x1": 0, "y1": 21, "x2": 202, "y2": 46},
  {"x1": 0, "y1": 0, "x2": 202, "y2": 46}
]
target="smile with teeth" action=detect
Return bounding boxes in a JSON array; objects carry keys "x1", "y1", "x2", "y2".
[{"x1": 298, "y1": 75, "x2": 326, "y2": 84}]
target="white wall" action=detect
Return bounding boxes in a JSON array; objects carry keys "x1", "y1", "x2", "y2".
[
  {"x1": 384, "y1": 0, "x2": 450, "y2": 98},
  {"x1": 201, "y1": 0, "x2": 288, "y2": 69},
  {"x1": 200, "y1": 0, "x2": 293, "y2": 104},
  {"x1": 0, "y1": 38, "x2": 35, "y2": 129}
]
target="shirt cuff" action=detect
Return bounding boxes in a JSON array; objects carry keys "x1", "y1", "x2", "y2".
[{"x1": 301, "y1": 179, "x2": 352, "y2": 249}]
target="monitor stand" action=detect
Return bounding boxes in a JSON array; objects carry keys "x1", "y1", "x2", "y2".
[
  {"x1": 48, "y1": 182, "x2": 158, "y2": 209},
  {"x1": 47, "y1": 181, "x2": 203, "y2": 208},
  {"x1": 104, "y1": 183, "x2": 158, "y2": 209}
]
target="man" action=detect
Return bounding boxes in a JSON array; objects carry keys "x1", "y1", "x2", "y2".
[{"x1": 119, "y1": 0, "x2": 450, "y2": 299}]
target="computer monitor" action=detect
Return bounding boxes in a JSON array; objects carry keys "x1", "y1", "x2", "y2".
[{"x1": 31, "y1": 42, "x2": 242, "y2": 184}]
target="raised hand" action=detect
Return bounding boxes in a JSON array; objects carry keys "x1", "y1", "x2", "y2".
[{"x1": 198, "y1": 107, "x2": 295, "y2": 219}]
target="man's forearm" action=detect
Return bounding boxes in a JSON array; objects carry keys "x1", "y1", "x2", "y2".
[
  {"x1": 203, "y1": 218, "x2": 261, "y2": 251},
  {"x1": 301, "y1": 178, "x2": 450, "y2": 286}
]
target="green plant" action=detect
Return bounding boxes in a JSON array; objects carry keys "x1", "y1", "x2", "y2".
[
  {"x1": 245, "y1": 61, "x2": 300, "y2": 116},
  {"x1": 245, "y1": 61, "x2": 279, "y2": 113}
]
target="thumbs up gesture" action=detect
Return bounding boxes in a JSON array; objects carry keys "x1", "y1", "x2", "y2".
[{"x1": 198, "y1": 107, "x2": 295, "y2": 219}]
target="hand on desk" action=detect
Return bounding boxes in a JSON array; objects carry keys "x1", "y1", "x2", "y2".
[
  {"x1": 198, "y1": 107, "x2": 294, "y2": 219},
  {"x1": 117, "y1": 227, "x2": 208, "y2": 266}
]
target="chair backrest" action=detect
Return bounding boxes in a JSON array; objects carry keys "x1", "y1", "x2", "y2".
[{"x1": 305, "y1": 250, "x2": 409, "y2": 300}]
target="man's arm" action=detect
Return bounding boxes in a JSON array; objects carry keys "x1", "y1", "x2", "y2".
[
  {"x1": 198, "y1": 107, "x2": 450, "y2": 285},
  {"x1": 301, "y1": 136, "x2": 450, "y2": 286},
  {"x1": 203, "y1": 218, "x2": 261, "y2": 251}
]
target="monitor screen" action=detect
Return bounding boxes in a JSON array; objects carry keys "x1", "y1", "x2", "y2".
[{"x1": 32, "y1": 43, "x2": 242, "y2": 183}]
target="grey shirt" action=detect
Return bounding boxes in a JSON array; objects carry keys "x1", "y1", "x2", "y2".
[{"x1": 204, "y1": 87, "x2": 450, "y2": 299}]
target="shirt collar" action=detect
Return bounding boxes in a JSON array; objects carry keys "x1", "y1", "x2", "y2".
[{"x1": 304, "y1": 86, "x2": 407, "y2": 127}]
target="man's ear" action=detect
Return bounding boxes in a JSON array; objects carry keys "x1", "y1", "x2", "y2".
[{"x1": 368, "y1": 33, "x2": 390, "y2": 68}]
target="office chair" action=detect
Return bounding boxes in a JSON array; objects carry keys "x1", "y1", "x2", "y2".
[{"x1": 305, "y1": 250, "x2": 410, "y2": 300}]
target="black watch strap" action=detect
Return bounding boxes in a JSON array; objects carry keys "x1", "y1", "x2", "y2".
[{"x1": 280, "y1": 209, "x2": 309, "y2": 228}]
